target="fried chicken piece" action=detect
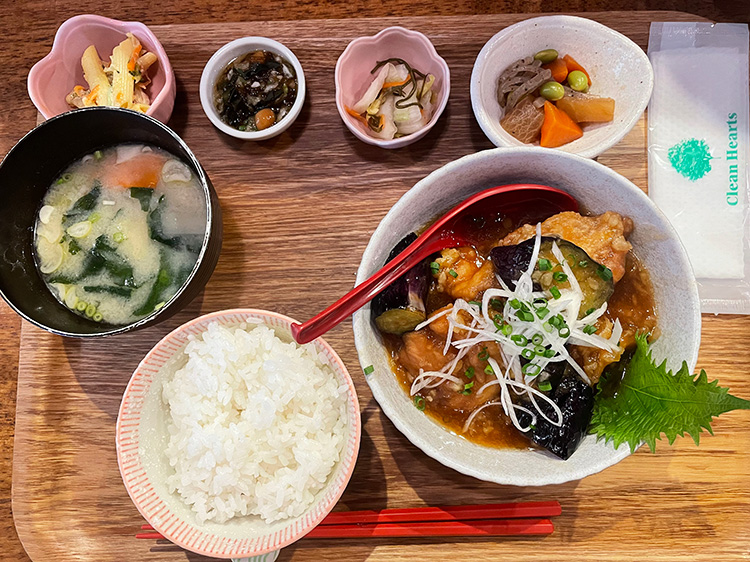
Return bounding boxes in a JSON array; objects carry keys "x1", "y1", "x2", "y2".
[
  {"x1": 498, "y1": 211, "x2": 633, "y2": 282},
  {"x1": 434, "y1": 247, "x2": 497, "y2": 301}
]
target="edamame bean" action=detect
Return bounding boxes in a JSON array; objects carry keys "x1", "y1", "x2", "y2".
[
  {"x1": 539, "y1": 81, "x2": 565, "y2": 101},
  {"x1": 533, "y1": 49, "x2": 559, "y2": 64},
  {"x1": 567, "y1": 70, "x2": 589, "y2": 92}
]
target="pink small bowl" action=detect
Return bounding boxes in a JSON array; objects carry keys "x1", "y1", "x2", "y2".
[
  {"x1": 116, "y1": 309, "x2": 361, "y2": 559},
  {"x1": 335, "y1": 26, "x2": 450, "y2": 149},
  {"x1": 28, "y1": 14, "x2": 176, "y2": 124}
]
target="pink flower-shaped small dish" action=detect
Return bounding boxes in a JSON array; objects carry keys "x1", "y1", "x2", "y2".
[
  {"x1": 335, "y1": 26, "x2": 450, "y2": 149},
  {"x1": 28, "y1": 14, "x2": 176, "y2": 124}
]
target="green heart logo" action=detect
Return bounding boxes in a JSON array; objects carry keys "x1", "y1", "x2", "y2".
[{"x1": 668, "y1": 138, "x2": 712, "y2": 181}]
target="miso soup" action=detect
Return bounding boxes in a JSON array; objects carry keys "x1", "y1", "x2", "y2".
[{"x1": 34, "y1": 144, "x2": 207, "y2": 325}]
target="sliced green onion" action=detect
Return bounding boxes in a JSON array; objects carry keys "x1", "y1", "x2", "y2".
[
  {"x1": 549, "y1": 286, "x2": 561, "y2": 299},
  {"x1": 585, "y1": 307, "x2": 596, "y2": 316},
  {"x1": 521, "y1": 348, "x2": 535, "y2": 360},
  {"x1": 534, "y1": 345, "x2": 546, "y2": 356},
  {"x1": 430, "y1": 261, "x2": 440, "y2": 274},
  {"x1": 583, "y1": 324, "x2": 597, "y2": 335},
  {"x1": 543, "y1": 322, "x2": 554, "y2": 333},
  {"x1": 363, "y1": 365, "x2": 374, "y2": 375},
  {"x1": 538, "y1": 258, "x2": 552, "y2": 271},
  {"x1": 113, "y1": 232, "x2": 126, "y2": 243},
  {"x1": 543, "y1": 348, "x2": 556, "y2": 358},
  {"x1": 501, "y1": 323, "x2": 513, "y2": 336},
  {"x1": 448, "y1": 269, "x2": 458, "y2": 278},
  {"x1": 578, "y1": 260, "x2": 589, "y2": 268},
  {"x1": 538, "y1": 380, "x2": 553, "y2": 392},
  {"x1": 465, "y1": 366, "x2": 475, "y2": 379},
  {"x1": 533, "y1": 298, "x2": 547, "y2": 308},
  {"x1": 532, "y1": 334, "x2": 543, "y2": 345},
  {"x1": 414, "y1": 396, "x2": 426, "y2": 411},
  {"x1": 522, "y1": 363, "x2": 541, "y2": 377},
  {"x1": 509, "y1": 298, "x2": 522, "y2": 309},
  {"x1": 92, "y1": 312, "x2": 103, "y2": 322},
  {"x1": 559, "y1": 326, "x2": 571, "y2": 338},
  {"x1": 75, "y1": 300, "x2": 88, "y2": 312},
  {"x1": 84, "y1": 303, "x2": 97, "y2": 318},
  {"x1": 463, "y1": 381, "x2": 475, "y2": 395},
  {"x1": 484, "y1": 363, "x2": 494, "y2": 375},
  {"x1": 93, "y1": 150, "x2": 103, "y2": 160},
  {"x1": 535, "y1": 307, "x2": 549, "y2": 319},
  {"x1": 511, "y1": 334, "x2": 528, "y2": 346},
  {"x1": 490, "y1": 298, "x2": 503, "y2": 310},
  {"x1": 516, "y1": 310, "x2": 534, "y2": 322},
  {"x1": 478, "y1": 347, "x2": 489, "y2": 360},
  {"x1": 597, "y1": 265, "x2": 613, "y2": 281},
  {"x1": 468, "y1": 300, "x2": 481, "y2": 307},
  {"x1": 548, "y1": 315, "x2": 562, "y2": 328},
  {"x1": 553, "y1": 271, "x2": 568, "y2": 282}
]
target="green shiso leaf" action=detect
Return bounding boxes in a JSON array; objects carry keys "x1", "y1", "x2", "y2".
[{"x1": 589, "y1": 334, "x2": 750, "y2": 453}]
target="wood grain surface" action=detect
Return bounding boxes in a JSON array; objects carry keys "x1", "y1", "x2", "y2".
[{"x1": 4, "y1": 9, "x2": 750, "y2": 562}]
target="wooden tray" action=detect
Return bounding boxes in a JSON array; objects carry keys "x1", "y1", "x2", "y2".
[{"x1": 12, "y1": 12, "x2": 750, "y2": 562}]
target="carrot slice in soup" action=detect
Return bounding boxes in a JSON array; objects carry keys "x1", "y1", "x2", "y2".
[
  {"x1": 540, "y1": 101, "x2": 583, "y2": 148},
  {"x1": 542, "y1": 58, "x2": 568, "y2": 83},
  {"x1": 108, "y1": 153, "x2": 166, "y2": 188},
  {"x1": 562, "y1": 55, "x2": 592, "y2": 86}
]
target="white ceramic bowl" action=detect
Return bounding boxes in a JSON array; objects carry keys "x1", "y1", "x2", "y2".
[
  {"x1": 335, "y1": 26, "x2": 450, "y2": 149},
  {"x1": 199, "y1": 38, "x2": 306, "y2": 141},
  {"x1": 353, "y1": 147, "x2": 700, "y2": 486},
  {"x1": 116, "y1": 309, "x2": 361, "y2": 559},
  {"x1": 470, "y1": 15, "x2": 653, "y2": 158}
]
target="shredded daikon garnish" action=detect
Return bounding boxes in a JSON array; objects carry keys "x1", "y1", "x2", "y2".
[{"x1": 413, "y1": 225, "x2": 623, "y2": 434}]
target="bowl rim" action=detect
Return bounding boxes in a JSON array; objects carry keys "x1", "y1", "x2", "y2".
[
  {"x1": 352, "y1": 146, "x2": 701, "y2": 486},
  {"x1": 115, "y1": 307, "x2": 362, "y2": 558},
  {"x1": 469, "y1": 14, "x2": 654, "y2": 159},
  {"x1": 0, "y1": 106, "x2": 217, "y2": 338},
  {"x1": 199, "y1": 37, "x2": 306, "y2": 141},
  {"x1": 27, "y1": 13, "x2": 176, "y2": 123},
  {"x1": 334, "y1": 25, "x2": 451, "y2": 149}
]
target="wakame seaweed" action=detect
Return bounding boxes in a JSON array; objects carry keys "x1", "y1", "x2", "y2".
[
  {"x1": 129, "y1": 187, "x2": 153, "y2": 212},
  {"x1": 65, "y1": 182, "x2": 101, "y2": 217}
]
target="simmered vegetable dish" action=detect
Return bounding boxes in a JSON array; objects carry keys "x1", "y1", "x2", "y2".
[{"x1": 374, "y1": 209, "x2": 657, "y2": 459}]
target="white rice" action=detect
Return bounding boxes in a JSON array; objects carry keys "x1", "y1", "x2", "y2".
[{"x1": 162, "y1": 321, "x2": 348, "y2": 524}]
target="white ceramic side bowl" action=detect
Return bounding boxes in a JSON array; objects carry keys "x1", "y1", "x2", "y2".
[
  {"x1": 116, "y1": 309, "x2": 361, "y2": 559},
  {"x1": 470, "y1": 15, "x2": 653, "y2": 158},
  {"x1": 335, "y1": 26, "x2": 450, "y2": 149},
  {"x1": 199, "y1": 38, "x2": 306, "y2": 141},
  {"x1": 353, "y1": 147, "x2": 700, "y2": 486}
]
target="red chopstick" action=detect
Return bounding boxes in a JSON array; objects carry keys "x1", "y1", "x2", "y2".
[
  {"x1": 136, "y1": 501, "x2": 559, "y2": 540},
  {"x1": 304, "y1": 518, "x2": 553, "y2": 538}
]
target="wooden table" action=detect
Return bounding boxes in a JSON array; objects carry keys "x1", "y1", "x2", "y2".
[{"x1": 1, "y1": 3, "x2": 749, "y2": 561}]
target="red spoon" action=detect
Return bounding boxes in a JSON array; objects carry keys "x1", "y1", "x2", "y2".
[{"x1": 290, "y1": 184, "x2": 578, "y2": 344}]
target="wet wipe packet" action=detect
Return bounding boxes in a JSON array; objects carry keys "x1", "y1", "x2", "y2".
[{"x1": 648, "y1": 22, "x2": 750, "y2": 314}]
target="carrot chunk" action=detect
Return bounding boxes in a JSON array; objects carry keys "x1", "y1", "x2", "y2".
[
  {"x1": 542, "y1": 58, "x2": 568, "y2": 83},
  {"x1": 562, "y1": 55, "x2": 592, "y2": 86},
  {"x1": 540, "y1": 101, "x2": 583, "y2": 148}
]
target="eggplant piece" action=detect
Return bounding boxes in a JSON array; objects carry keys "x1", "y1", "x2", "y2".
[
  {"x1": 371, "y1": 233, "x2": 431, "y2": 335},
  {"x1": 516, "y1": 366, "x2": 594, "y2": 460},
  {"x1": 490, "y1": 237, "x2": 614, "y2": 317}
]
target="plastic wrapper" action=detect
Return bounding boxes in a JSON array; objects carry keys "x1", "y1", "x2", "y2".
[{"x1": 647, "y1": 22, "x2": 750, "y2": 314}]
